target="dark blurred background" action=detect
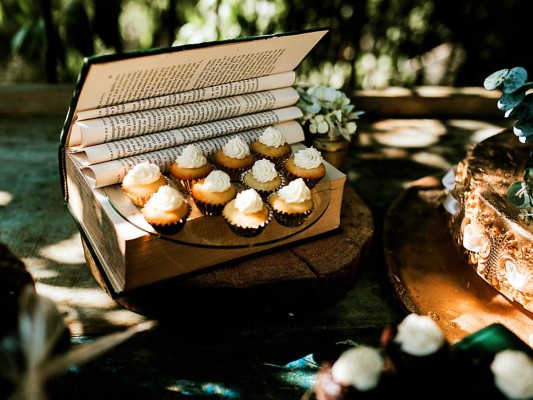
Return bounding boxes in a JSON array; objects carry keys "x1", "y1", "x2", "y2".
[{"x1": 1, "y1": 0, "x2": 531, "y2": 89}]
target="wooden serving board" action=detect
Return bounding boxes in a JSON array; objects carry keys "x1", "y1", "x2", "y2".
[
  {"x1": 83, "y1": 184, "x2": 374, "y2": 318},
  {"x1": 383, "y1": 175, "x2": 533, "y2": 347}
]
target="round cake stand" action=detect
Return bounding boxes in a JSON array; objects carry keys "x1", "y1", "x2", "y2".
[
  {"x1": 383, "y1": 174, "x2": 533, "y2": 346},
  {"x1": 83, "y1": 185, "x2": 374, "y2": 320}
]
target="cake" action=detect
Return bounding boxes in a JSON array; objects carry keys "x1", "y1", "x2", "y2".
[
  {"x1": 121, "y1": 161, "x2": 168, "y2": 207},
  {"x1": 213, "y1": 136, "x2": 255, "y2": 181},
  {"x1": 250, "y1": 126, "x2": 292, "y2": 168},
  {"x1": 282, "y1": 146, "x2": 326, "y2": 189},
  {"x1": 443, "y1": 131, "x2": 533, "y2": 312},
  {"x1": 190, "y1": 170, "x2": 237, "y2": 216},
  {"x1": 441, "y1": 66, "x2": 533, "y2": 313},
  {"x1": 241, "y1": 158, "x2": 284, "y2": 200},
  {"x1": 268, "y1": 178, "x2": 314, "y2": 227},
  {"x1": 168, "y1": 144, "x2": 213, "y2": 193},
  {"x1": 141, "y1": 185, "x2": 191, "y2": 235},
  {"x1": 222, "y1": 188, "x2": 272, "y2": 237},
  {"x1": 313, "y1": 313, "x2": 533, "y2": 400}
]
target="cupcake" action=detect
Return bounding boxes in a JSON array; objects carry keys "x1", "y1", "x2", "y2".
[
  {"x1": 314, "y1": 345, "x2": 391, "y2": 400},
  {"x1": 251, "y1": 126, "x2": 292, "y2": 168},
  {"x1": 190, "y1": 170, "x2": 237, "y2": 216},
  {"x1": 168, "y1": 144, "x2": 213, "y2": 193},
  {"x1": 283, "y1": 146, "x2": 326, "y2": 189},
  {"x1": 213, "y1": 136, "x2": 255, "y2": 181},
  {"x1": 121, "y1": 161, "x2": 168, "y2": 207},
  {"x1": 380, "y1": 313, "x2": 454, "y2": 393},
  {"x1": 222, "y1": 188, "x2": 272, "y2": 237},
  {"x1": 241, "y1": 159, "x2": 284, "y2": 200},
  {"x1": 141, "y1": 185, "x2": 190, "y2": 235},
  {"x1": 267, "y1": 178, "x2": 314, "y2": 227}
]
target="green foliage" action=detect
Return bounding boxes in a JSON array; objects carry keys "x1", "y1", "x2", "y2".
[
  {"x1": 1, "y1": 0, "x2": 532, "y2": 88},
  {"x1": 485, "y1": 66, "x2": 533, "y2": 222}
]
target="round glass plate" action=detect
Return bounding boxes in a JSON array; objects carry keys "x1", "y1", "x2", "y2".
[{"x1": 105, "y1": 175, "x2": 331, "y2": 249}]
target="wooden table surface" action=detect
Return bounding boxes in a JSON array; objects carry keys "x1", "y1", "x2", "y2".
[{"x1": 0, "y1": 84, "x2": 516, "y2": 399}]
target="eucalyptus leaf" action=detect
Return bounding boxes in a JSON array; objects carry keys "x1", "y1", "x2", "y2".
[
  {"x1": 507, "y1": 93, "x2": 533, "y2": 120},
  {"x1": 508, "y1": 181, "x2": 533, "y2": 208},
  {"x1": 498, "y1": 88, "x2": 527, "y2": 111},
  {"x1": 484, "y1": 69, "x2": 509, "y2": 90},
  {"x1": 502, "y1": 67, "x2": 528, "y2": 94},
  {"x1": 515, "y1": 119, "x2": 533, "y2": 138}
]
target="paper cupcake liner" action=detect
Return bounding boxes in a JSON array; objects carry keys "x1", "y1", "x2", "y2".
[
  {"x1": 146, "y1": 203, "x2": 191, "y2": 235},
  {"x1": 193, "y1": 199, "x2": 225, "y2": 216},
  {"x1": 282, "y1": 169, "x2": 322, "y2": 190},
  {"x1": 223, "y1": 209, "x2": 272, "y2": 237},
  {"x1": 250, "y1": 150, "x2": 291, "y2": 169},
  {"x1": 240, "y1": 171, "x2": 286, "y2": 201},
  {"x1": 271, "y1": 206, "x2": 314, "y2": 227},
  {"x1": 174, "y1": 178, "x2": 199, "y2": 194},
  {"x1": 214, "y1": 164, "x2": 248, "y2": 182}
]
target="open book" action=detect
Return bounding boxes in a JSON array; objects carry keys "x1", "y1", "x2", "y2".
[{"x1": 59, "y1": 28, "x2": 347, "y2": 294}]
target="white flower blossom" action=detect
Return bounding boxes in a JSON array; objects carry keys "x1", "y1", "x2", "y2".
[{"x1": 296, "y1": 84, "x2": 364, "y2": 141}]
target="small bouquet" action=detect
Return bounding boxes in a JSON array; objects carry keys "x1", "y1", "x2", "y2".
[{"x1": 296, "y1": 85, "x2": 364, "y2": 141}]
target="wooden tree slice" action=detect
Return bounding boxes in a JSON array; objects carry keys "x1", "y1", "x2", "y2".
[{"x1": 83, "y1": 185, "x2": 374, "y2": 319}]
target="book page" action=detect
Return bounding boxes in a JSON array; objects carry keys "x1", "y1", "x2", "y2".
[
  {"x1": 70, "y1": 107, "x2": 302, "y2": 166},
  {"x1": 75, "y1": 71, "x2": 296, "y2": 121},
  {"x1": 68, "y1": 87, "x2": 298, "y2": 148},
  {"x1": 77, "y1": 120, "x2": 304, "y2": 188},
  {"x1": 75, "y1": 29, "x2": 328, "y2": 112}
]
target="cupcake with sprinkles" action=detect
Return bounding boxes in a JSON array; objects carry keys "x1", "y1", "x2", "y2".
[
  {"x1": 267, "y1": 177, "x2": 314, "y2": 227},
  {"x1": 169, "y1": 144, "x2": 213, "y2": 193},
  {"x1": 190, "y1": 170, "x2": 238, "y2": 216},
  {"x1": 141, "y1": 185, "x2": 191, "y2": 235},
  {"x1": 251, "y1": 126, "x2": 292, "y2": 168},
  {"x1": 121, "y1": 161, "x2": 168, "y2": 207},
  {"x1": 283, "y1": 146, "x2": 326, "y2": 189},
  {"x1": 213, "y1": 136, "x2": 255, "y2": 181},
  {"x1": 241, "y1": 159, "x2": 285, "y2": 200},
  {"x1": 222, "y1": 188, "x2": 272, "y2": 237}
]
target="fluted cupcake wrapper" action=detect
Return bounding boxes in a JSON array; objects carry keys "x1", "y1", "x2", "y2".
[
  {"x1": 267, "y1": 196, "x2": 314, "y2": 227},
  {"x1": 223, "y1": 208, "x2": 273, "y2": 237},
  {"x1": 282, "y1": 170, "x2": 322, "y2": 190},
  {"x1": 240, "y1": 171, "x2": 286, "y2": 201},
  {"x1": 174, "y1": 178, "x2": 199, "y2": 194},
  {"x1": 148, "y1": 204, "x2": 191, "y2": 235},
  {"x1": 250, "y1": 150, "x2": 291, "y2": 169},
  {"x1": 213, "y1": 164, "x2": 249, "y2": 182},
  {"x1": 193, "y1": 199, "x2": 225, "y2": 216}
]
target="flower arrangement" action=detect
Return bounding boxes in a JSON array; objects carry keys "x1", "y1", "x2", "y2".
[
  {"x1": 483, "y1": 66, "x2": 533, "y2": 222},
  {"x1": 296, "y1": 85, "x2": 364, "y2": 141}
]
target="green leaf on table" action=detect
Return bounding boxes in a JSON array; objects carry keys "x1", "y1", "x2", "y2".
[
  {"x1": 502, "y1": 67, "x2": 528, "y2": 94},
  {"x1": 484, "y1": 69, "x2": 509, "y2": 90},
  {"x1": 508, "y1": 181, "x2": 533, "y2": 208}
]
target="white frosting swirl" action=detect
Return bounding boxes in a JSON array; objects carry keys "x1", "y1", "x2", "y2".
[
  {"x1": 393, "y1": 313, "x2": 445, "y2": 356},
  {"x1": 235, "y1": 189, "x2": 263, "y2": 213},
  {"x1": 145, "y1": 185, "x2": 183, "y2": 211},
  {"x1": 124, "y1": 162, "x2": 161, "y2": 185},
  {"x1": 259, "y1": 126, "x2": 287, "y2": 148},
  {"x1": 252, "y1": 159, "x2": 278, "y2": 183},
  {"x1": 176, "y1": 144, "x2": 207, "y2": 168},
  {"x1": 294, "y1": 147, "x2": 323, "y2": 169},
  {"x1": 491, "y1": 350, "x2": 533, "y2": 399},
  {"x1": 278, "y1": 178, "x2": 311, "y2": 203},
  {"x1": 203, "y1": 170, "x2": 231, "y2": 192},
  {"x1": 222, "y1": 137, "x2": 250, "y2": 159},
  {"x1": 331, "y1": 346, "x2": 384, "y2": 391}
]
